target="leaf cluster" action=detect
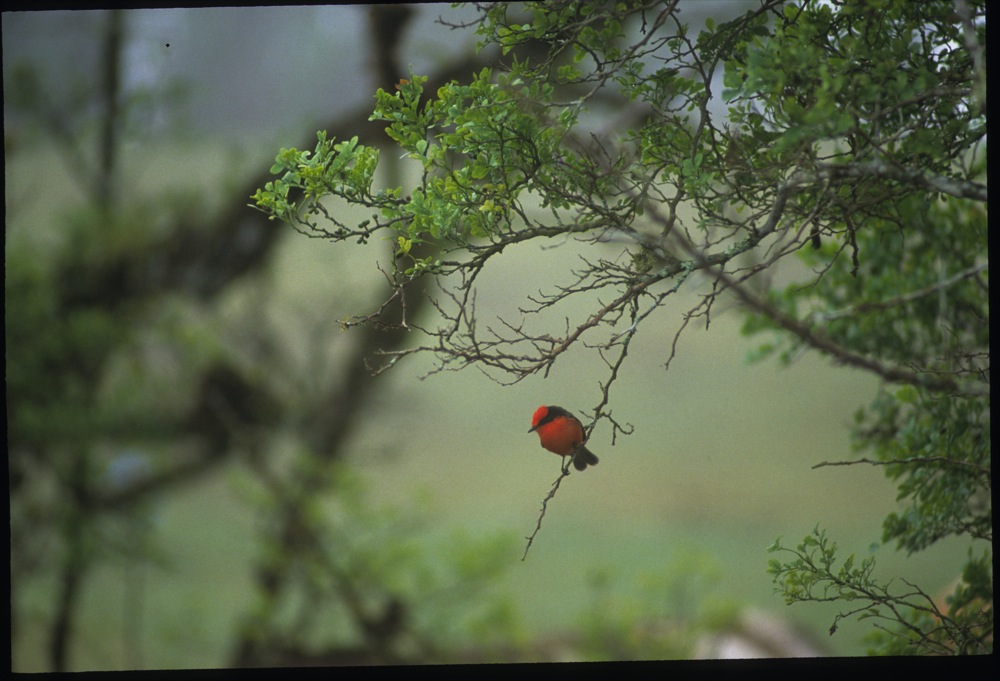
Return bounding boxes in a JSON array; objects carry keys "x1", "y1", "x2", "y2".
[{"x1": 768, "y1": 527, "x2": 991, "y2": 655}]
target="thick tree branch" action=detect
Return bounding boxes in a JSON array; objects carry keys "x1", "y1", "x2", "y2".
[
  {"x1": 811, "y1": 160, "x2": 987, "y2": 203},
  {"x1": 811, "y1": 262, "x2": 989, "y2": 323},
  {"x1": 714, "y1": 267, "x2": 986, "y2": 397}
]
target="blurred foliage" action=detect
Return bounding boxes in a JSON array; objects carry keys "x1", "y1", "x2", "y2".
[
  {"x1": 5, "y1": 14, "x2": 262, "y2": 670},
  {"x1": 253, "y1": 0, "x2": 989, "y2": 657},
  {"x1": 580, "y1": 552, "x2": 732, "y2": 660},
  {"x1": 232, "y1": 459, "x2": 525, "y2": 665}
]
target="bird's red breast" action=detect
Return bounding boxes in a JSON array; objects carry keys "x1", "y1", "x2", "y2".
[{"x1": 529, "y1": 405, "x2": 585, "y2": 456}]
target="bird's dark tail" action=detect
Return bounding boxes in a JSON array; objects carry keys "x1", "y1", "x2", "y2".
[{"x1": 572, "y1": 445, "x2": 599, "y2": 471}]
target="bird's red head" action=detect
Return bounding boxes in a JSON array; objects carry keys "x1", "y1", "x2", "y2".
[{"x1": 529, "y1": 405, "x2": 551, "y2": 431}]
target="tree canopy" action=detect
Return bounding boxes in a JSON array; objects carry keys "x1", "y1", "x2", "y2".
[{"x1": 253, "y1": 0, "x2": 989, "y2": 654}]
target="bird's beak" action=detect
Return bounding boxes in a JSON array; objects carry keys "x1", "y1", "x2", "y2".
[{"x1": 527, "y1": 426, "x2": 537, "y2": 433}]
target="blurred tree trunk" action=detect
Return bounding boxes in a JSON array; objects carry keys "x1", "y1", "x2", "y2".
[
  {"x1": 8, "y1": 6, "x2": 512, "y2": 670},
  {"x1": 97, "y1": 10, "x2": 123, "y2": 210},
  {"x1": 47, "y1": 11, "x2": 125, "y2": 670},
  {"x1": 229, "y1": 6, "x2": 424, "y2": 666}
]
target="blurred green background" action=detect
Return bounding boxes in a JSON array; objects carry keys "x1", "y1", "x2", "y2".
[{"x1": 5, "y1": 5, "x2": 973, "y2": 670}]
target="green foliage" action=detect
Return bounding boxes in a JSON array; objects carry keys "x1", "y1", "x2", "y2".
[
  {"x1": 251, "y1": 67, "x2": 574, "y2": 257},
  {"x1": 724, "y1": 1, "x2": 990, "y2": 655},
  {"x1": 856, "y1": 387, "x2": 990, "y2": 555},
  {"x1": 253, "y1": 0, "x2": 988, "y2": 656},
  {"x1": 768, "y1": 529, "x2": 991, "y2": 655},
  {"x1": 250, "y1": 131, "x2": 380, "y2": 226}
]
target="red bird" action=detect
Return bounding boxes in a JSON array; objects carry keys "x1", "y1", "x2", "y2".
[{"x1": 529, "y1": 405, "x2": 600, "y2": 471}]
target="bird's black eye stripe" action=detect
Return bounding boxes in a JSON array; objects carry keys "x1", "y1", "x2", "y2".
[{"x1": 539, "y1": 406, "x2": 574, "y2": 427}]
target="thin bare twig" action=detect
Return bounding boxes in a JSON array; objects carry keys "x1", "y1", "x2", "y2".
[
  {"x1": 812, "y1": 456, "x2": 991, "y2": 480},
  {"x1": 521, "y1": 464, "x2": 573, "y2": 561}
]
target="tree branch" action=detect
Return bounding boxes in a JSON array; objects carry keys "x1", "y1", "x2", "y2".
[
  {"x1": 810, "y1": 262, "x2": 989, "y2": 323},
  {"x1": 521, "y1": 463, "x2": 574, "y2": 561},
  {"x1": 811, "y1": 160, "x2": 987, "y2": 203},
  {"x1": 716, "y1": 267, "x2": 986, "y2": 396},
  {"x1": 812, "y1": 456, "x2": 991, "y2": 481}
]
